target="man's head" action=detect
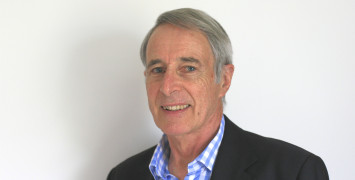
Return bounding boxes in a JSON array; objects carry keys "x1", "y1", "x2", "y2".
[
  {"x1": 141, "y1": 8, "x2": 234, "y2": 136},
  {"x1": 141, "y1": 8, "x2": 233, "y2": 83}
]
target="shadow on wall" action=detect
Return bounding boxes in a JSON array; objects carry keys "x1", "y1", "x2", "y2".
[{"x1": 63, "y1": 31, "x2": 159, "y2": 179}]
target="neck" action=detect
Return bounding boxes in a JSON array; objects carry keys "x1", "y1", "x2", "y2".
[{"x1": 166, "y1": 109, "x2": 223, "y2": 179}]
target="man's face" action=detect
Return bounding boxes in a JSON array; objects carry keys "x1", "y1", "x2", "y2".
[{"x1": 145, "y1": 24, "x2": 229, "y2": 136}]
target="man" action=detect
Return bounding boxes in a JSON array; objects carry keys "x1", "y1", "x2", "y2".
[{"x1": 108, "y1": 8, "x2": 329, "y2": 180}]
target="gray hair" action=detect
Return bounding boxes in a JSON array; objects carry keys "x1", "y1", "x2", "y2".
[{"x1": 140, "y1": 8, "x2": 233, "y2": 83}]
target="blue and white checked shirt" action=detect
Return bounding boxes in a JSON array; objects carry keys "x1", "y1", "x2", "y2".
[{"x1": 149, "y1": 116, "x2": 225, "y2": 180}]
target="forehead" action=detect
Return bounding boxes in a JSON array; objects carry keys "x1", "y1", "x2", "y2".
[{"x1": 146, "y1": 24, "x2": 213, "y2": 64}]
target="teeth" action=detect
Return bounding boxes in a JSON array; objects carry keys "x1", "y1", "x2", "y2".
[{"x1": 162, "y1": 105, "x2": 189, "y2": 111}]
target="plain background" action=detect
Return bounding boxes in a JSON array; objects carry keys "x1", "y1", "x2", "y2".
[{"x1": 1, "y1": 0, "x2": 354, "y2": 179}]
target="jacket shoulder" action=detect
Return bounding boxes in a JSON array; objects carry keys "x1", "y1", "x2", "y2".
[
  {"x1": 221, "y1": 115, "x2": 329, "y2": 179},
  {"x1": 107, "y1": 146, "x2": 156, "y2": 180},
  {"x1": 244, "y1": 129, "x2": 312, "y2": 159},
  {"x1": 224, "y1": 115, "x2": 312, "y2": 159},
  {"x1": 243, "y1": 130, "x2": 329, "y2": 179}
]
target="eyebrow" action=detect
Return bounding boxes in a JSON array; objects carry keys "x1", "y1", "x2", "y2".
[
  {"x1": 147, "y1": 59, "x2": 162, "y2": 68},
  {"x1": 146, "y1": 57, "x2": 201, "y2": 68},
  {"x1": 180, "y1": 57, "x2": 201, "y2": 65}
]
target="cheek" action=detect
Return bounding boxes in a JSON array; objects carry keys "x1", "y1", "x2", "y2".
[
  {"x1": 146, "y1": 83, "x2": 157, "y2": 101},
  {"x1": 146, "y1": 81, "x2": 165, "y2": 110},
  {"x1": 191, "y1": 78, "x2": 218, "y2": 103},
  {"x1": 146, "y1": 85, "x2": 160, "y2": 115}
]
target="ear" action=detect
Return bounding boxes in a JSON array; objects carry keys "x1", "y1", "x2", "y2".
[{"x1": 219, "y1": 64, "x2": 234, "y2": 97}]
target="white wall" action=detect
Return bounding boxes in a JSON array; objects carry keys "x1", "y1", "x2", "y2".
[{"x1": 1, "y1": 0, "x2": 354, "y2": 179}]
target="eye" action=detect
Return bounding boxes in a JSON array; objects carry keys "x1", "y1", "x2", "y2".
[
  {"x1": 151, "y1": 67, "x2": 165, "y2": 74},
  {"x1": 185, "y1": 66, "x2": 196, "y2": 72}
]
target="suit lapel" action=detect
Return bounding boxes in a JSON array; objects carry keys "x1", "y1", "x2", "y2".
[{"x1": 210, "y1": 115, "x2": 258, "y2": 180}]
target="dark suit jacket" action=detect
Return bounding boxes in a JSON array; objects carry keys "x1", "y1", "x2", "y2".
[{"x1": 107, "y1": 115, "x2": 329, "y2": 180}]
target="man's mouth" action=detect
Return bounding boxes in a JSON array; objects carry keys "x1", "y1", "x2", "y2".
[{"x1": 161, "y1": 104, "x2": 190, "y2": 111}]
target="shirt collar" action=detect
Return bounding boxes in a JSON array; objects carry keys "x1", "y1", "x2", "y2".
[{"x1": 193, "y1": 116, "x2": 225, "y2": 171}]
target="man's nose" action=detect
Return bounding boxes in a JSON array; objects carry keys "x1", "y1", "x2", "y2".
[{"x1": 160, "y1": 70, "x2": 181, "y2": 96}]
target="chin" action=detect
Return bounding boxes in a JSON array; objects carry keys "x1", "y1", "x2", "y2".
[{"x1": 158, "y1": 124, "x2": 191, "y2": 136}]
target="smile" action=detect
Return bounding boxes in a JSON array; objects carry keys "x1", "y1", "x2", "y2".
[{"x1": 162, "y1": 104, "x2": 190, "y2": 111}]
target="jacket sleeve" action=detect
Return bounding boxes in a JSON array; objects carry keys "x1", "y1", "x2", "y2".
[
  {"x1": 297, "y1": 154, "x2": 329, "y2": 180},
  {"x1": 106, "y1": 168, "x2": 116, "y2": 180}
]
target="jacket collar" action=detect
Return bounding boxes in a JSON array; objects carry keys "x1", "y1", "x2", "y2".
[{"x1": 210, "y1": 115, "x2": 258, "y2": 180}]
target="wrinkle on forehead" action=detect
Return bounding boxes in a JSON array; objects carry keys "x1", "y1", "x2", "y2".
[{"x1": 146, "y1": 24, "x2": 213, "y2": 66}]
